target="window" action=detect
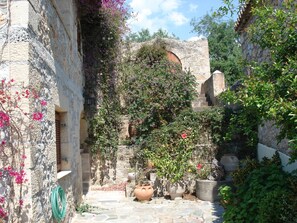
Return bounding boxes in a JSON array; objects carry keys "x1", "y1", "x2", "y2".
[{"x1": 55, "y1": 112, "x2": 62, "y2": 172}]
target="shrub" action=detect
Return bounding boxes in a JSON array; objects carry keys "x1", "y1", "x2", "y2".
[
  {"x1": 223, "y1": 153, "x2": 297, "y2": 223},
  {"x1": 142, "y1": 108, "x2": 225, "y2": 183},
  {"x1": 120, "y1": 40, "x2": 197, "y2": 138}
]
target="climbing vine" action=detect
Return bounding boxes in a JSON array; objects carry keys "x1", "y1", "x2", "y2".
[{"x1": 80, "y1": 0, "x2": 129, "y2": 160}]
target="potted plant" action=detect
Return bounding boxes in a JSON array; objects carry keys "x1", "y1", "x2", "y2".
[
  {"x1": 133, "y1": 170, "x2": 154, "y2": 201},
  {"x1": 143, "y1": 130, "x2": 194, "y2": 199},
  {"x1": 194, "y1": 158, "x2": 232, "y2": 202}
]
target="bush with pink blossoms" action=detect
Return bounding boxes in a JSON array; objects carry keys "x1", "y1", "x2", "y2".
[{"x1": 0, "y1": 79, "x2": 46, "y2": 222}]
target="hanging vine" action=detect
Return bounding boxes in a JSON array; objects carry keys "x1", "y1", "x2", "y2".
[{"x1": 79, "y1": 1, "x2": 128, "y2": 165}]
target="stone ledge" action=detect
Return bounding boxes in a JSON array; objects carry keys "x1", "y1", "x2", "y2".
[{"x1": 57, "y1": 170, "x2": 72, "y2": 179}]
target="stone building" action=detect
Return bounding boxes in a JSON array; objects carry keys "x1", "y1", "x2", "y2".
[
  {"x1": 235, "y1": 0, "x2": 297, "y2": 171},
  {"x1": 0, "y1": 0, "x2": 86, "y2": 222}
]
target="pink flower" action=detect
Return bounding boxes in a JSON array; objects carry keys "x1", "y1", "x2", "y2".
[
  {"x1": 197, "y1": 164, "x2": 203, "y2": 170},
  {"x1": 0, "y1": 111, "x2": 10, "y2": 128},
  {"x1": 32, "y1": 112, "x2": 43, "y2": 121},
  {"x1": 15, "y1": 170, "x2": 26, "y2": 184},
  {"x1": 19, "y1": 199, "x2": 23, "y2": 206},
  {"x1": 40, "y1": 100, "x2": 47, "y2": 106},
  {"x1": 0, "y1": 196, "x2": 5, "y2": 203},
  {"x1": 1, "y1": 140, "x2": 6, "y2": 145},
  {"x1": 181, "y1": 133, "x2": 187, "y2": 139},
  {"x1": 21, "y1": 154, "x2": 27, "y2": 159},
  {"x1": 0, "y1": 207, "x2": 7, "y2": 218}
]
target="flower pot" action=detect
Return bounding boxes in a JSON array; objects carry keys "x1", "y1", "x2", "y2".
[
  {"x1": 196, "y1": 179, "x2": 232, "y2": 202},
  {"x1": 220, "y1": 154, "x2": 239, "y2": 180},
  {"x1": 128, "y1": 172, "x2": 137, "y2": 181},
  {"x1": 167, "y1": 182, "x2": 186, "y2": 200},
  {"x1": 134, "y1": 185, "x2": 154, "y2": 201}
]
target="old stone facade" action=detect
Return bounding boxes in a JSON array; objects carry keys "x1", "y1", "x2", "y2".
[{"x1": 0, "y1": 0, "x2": 85, "y2": 222}]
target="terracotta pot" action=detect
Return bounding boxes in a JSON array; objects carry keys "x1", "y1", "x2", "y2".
[{"x1": 134, "y1": 185, "x2": 154, "y2": 201}]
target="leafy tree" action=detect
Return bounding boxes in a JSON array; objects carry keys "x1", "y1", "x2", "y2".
[
  {"x1": 221, "y1": 0, "x2": 297, "y2": 160},
  {"x1": 191, "y1": 13, "x2": 244, "y2": 86},
  {"x1": 126, "y1": 28, "x2": 179, "y2": 42}
]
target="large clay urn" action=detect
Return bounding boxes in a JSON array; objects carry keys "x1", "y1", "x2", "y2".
[
  {"x1": 220, "y1": 154, "x2": 239, "y2": 180},
  {"x1": 134, "y1": 184, "x2": 154, "y2": 201}
]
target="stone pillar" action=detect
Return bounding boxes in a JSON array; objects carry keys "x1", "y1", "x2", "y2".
[{"x1": 203, "y1": 70, "x2": 225, "y2": 106}]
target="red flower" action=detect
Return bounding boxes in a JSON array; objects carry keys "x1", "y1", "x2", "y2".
[
  {"x1": 32, "y1": 112, "x2": 43, "y2": 121},
  {"x1": 197, "y1": 163, "x2": 203, "y2": 170},
  {"x1": 181, "y1": 133, "x2": 187, "y2": 139}
]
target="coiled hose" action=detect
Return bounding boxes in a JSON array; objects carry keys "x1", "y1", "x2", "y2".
[{"x1": 51, "y1": 185, "x2": 67, "y2": 222}]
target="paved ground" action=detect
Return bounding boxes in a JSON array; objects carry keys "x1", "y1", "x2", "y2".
[{"x1": 70, "y1": 191, "x2": 224, "y2": 223}]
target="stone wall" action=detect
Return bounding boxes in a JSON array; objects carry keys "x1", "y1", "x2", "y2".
[
  {"x1": 0, "y1": 0, "x2": 84, "y2": 221},
  {"x1": 127, "y1": 38, "x2": 211, "y2": 94}
]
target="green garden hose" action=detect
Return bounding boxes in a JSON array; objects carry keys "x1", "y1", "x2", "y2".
[{"x1": 51, "y1": 185, "x2": 67, "y2": 222}]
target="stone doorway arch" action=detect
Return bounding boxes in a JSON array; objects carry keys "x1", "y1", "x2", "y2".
[{"x1": 166, "y1": 51, "x2": 182, "y2": 66}]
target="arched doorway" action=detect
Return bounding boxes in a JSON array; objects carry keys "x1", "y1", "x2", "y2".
[{"x1": 166, "y1": 51, "x2": 182, "y2": 66}]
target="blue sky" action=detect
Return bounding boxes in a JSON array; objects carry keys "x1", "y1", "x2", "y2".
[{"x1": 126, "y1": 0, "x2": 239, "y2": 40}]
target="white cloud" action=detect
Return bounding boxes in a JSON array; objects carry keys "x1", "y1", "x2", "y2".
[
  {"x1": 187, "y1": 36, "x2": 205, "y2": 41},
  {"x1": 160, "y1": 0, "x2": 181, "y2": 12},
  {"x1": 189, "y1": 3, "x2": 198, "y2": 12},
  {"x1": 128, "y1": 0, "x2": 188, "y2": 33},
  {"x1": 169, "y1": 12, "x2": 189, "y2": 26}
]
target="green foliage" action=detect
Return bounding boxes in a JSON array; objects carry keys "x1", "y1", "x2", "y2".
[
  {"x1": 81, "y1": 5, "x2": 123, "y2": 158},
  {"x1": 120, "y1": 41, "x2": 197, "y2": 137},
  {"x1": 142, "y1": 108, "x2": 225, "y2": 183},
  {"x1": 87, "y1": 101, "x2": 121, "y2": 156},
  {"x1": 191, "y1": 13, "x2": 244, "y2": 86},
  {"x1": 223, "y1": 153, "x2": 297, "y2": 223},
  {"x1": 231, "y1": 157, "x2": 259, "y2": 186},
  {"x1": 218, "y1": 185, "x2": 233, "y2": 208},
  {"x1": 126, "y1": 28, "x2": 179, "y2": 42},
  {"x1": 221, "y1": 1, "x2": 297, "y2": 160},
  {"x1": 76, "y1": 203, "x2": 90, "y2": 215}
]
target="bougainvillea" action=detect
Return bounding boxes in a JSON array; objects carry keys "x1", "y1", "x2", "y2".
[
  {"x1": 79, "y1": 0, "x2": 129, "y2": 184},
  {"x1": 0, "y1": 79, "x2": 46, "y2": 222}
]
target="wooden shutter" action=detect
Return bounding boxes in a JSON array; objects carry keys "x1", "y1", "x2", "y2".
[{"x1": 55, "y1": 112, "x2": 62, "y2": 172}]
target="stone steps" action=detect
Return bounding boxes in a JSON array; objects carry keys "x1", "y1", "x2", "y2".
[{"x1": 192, "y1": 94, "x2": 212, "y2": 112}]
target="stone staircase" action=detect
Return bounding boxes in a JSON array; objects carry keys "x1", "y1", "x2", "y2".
[{"x1": 192, "y1": 94, "x2": 212, "y2": 112}]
